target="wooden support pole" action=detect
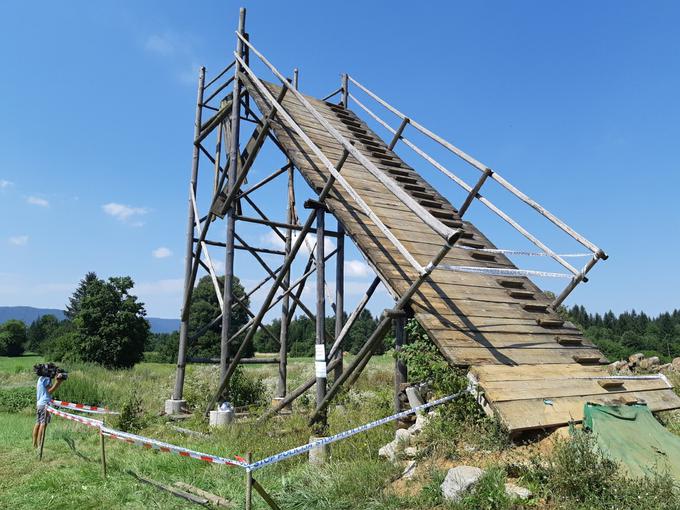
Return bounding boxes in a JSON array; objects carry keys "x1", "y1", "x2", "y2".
[
  {"x1": 252, "y1": 479, "x2": 282, "y2": 510},
  {"x1": 313, "y1": 205, "x2": 327, "y2": 434},
  {"x1": 220, "y1": 6, "x2": 246, "y2": 384},
  {"x1": 173, "y1": 66, "x2": 206, "y2": 401},
  {"x1": 341, "y1": 73, "x2": 348, "y2": 107},
  {"x1": 100, "y1": 429, "x2": 107, "y2": 479},
  {"x1": 309, "y1": 235, "x2": 460, "y2": 424},
  {"x1": 205, "y1": 150, "x2": 350, "y2": 415},
  {"x1": 393, "y1": 311, "x2": 408, "y2": 414},
  {"x1": 245, "y1": 452, "x2": 253, "y2": 510},
  {"x1": 334, "y1": 222, "x2": 345, "y2": 380},
  {"x1": 277, "y1": 164, "x2": 295, "y2": 399}
]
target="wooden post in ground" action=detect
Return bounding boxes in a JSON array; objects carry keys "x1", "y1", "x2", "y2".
[
  {"x1": 99, "y1": 429, "x2": 107, "y2": 478},
  {"x1": 245, "y1": 452, "x2": 253, "y2": 510},
  {"x1": 393, "y1": 310, "x2": 408, "y2": 414}
]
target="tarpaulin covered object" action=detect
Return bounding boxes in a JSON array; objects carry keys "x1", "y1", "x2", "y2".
[{"x1": 583, "y1": 402, "x2": 680, "y2": 479}]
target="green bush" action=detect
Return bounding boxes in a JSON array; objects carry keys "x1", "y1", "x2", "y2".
[
  {"x1": 184, "y1": 365, "x2": 267, "y2": 412},
  {"x1": 114, "y1": 391, "x2": 146, "y2": 432},
  {"x1": 0, "y1": 386, "x2": 34, "y2": 412}
]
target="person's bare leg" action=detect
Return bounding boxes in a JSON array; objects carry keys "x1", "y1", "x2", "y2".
[
  {"x1": 37, "y1": 423, "x2": 46, "y2": 448},
  {"x1": 32, "y1": 423, "x2": 40, "y2": 448}
]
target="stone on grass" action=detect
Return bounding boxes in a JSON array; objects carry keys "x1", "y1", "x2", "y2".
[
  {"x1": 379, "y1": 428, "x2": 413, "y2": 462},
  {"x1": 408, "y1": 412, "x2": 430, "y2": 434},
  {"x1": 440, "y1": 466, "x2": 484, "y2": 502},
  {"x1": 628, "y1": 353, "x2": 644, "y2": 365},
  {"x1": 672, "y1": 357, "x2": 680, "y2": 371},
  {"x1": 403, "y1": 446, "x2": 418, "y2": 458},
  {"x1": 402, "y1": 460, "x2": 417, "y2": 480},
  {"x1": 505, "y1": 482, "x2": 532, "y2": 500},
  {"x1": 639, "y1": 356, "x2": 660, "y2": 370}
]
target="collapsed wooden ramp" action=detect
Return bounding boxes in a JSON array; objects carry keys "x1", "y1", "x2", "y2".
[{"x1": 242, "y1": 76, "x2": 680, "y2": 433}]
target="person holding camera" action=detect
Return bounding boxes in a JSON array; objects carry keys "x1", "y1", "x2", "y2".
[{"x1": 32, "y1": 363, "x2": 67, "y2": 449}]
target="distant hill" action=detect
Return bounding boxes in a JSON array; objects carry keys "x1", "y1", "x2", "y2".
[{"x1": 0, "y1": 306, "x2": 179, "y2": 333}]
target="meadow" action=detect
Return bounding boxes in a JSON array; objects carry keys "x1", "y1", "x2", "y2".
[{"x1": 2, "y1": 354, "x2": 680, "y2": 509}]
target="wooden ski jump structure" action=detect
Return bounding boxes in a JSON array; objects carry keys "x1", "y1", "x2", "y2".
[{"x1": 168, "y1": 9, "x2": 680, "y2": 434}]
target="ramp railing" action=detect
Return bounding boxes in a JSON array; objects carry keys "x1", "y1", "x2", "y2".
[
  {"x1": 234, "y1": 32, "x2": 462, "y2": 278},
  {"x1": 342, "y1": 76, "x2": 608, "y2": 308}
]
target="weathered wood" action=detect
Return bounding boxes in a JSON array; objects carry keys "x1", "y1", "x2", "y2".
[
  {"x1": 174, "y1": 482, "x2": 233, "y2": 508},
  {"x1": 128, "y1": 471, "x2": 209, "y2": 505}
]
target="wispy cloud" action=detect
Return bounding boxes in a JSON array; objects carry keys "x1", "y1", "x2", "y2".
[
  {"x1": 102, "y1": 202, "x2": 148, "y2": 225},
  {"x1": 8, "y1": 235, "x2": 28, "y2": 246},
  {"x1": 143, "y1": 31, "x2": 200, "y2": 85},
  {"x1": 261, "y1": 231, "x2": 336, "y2": 255},
  {"x1": 345, "y1": 259, "x2": 374, "y2": 278},
  {"x1": 152, "y1": 247, "x2": 172, "y2": 259},
  {"x1": 27, "y1": 196, "x2": 49, "y2": 207},
  {"x1": 0, "y1": 180, "x2": 13, "y2": 189}
]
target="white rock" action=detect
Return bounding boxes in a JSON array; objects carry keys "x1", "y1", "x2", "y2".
[
  {"x1": 395, "y1": 427, "x2": 412, "y2": 443},
  {"x1": 402, "y1": 460, "x2": 417, "y2": 480},
  {"x1": 672, "y1": 357, "x2": 680, "y2": 371},
  {"x1": 403, "y1": 446, "x2": 418, "y2": 458},
  {"x1": 629, "y1": 353, "x2": 644, "y2": 365},
  {"x1": 505, "y1": 482, "x2": 532, "y2": 500},
  {"x1": 378, "y1": 440, "x2": 398, "y2": 462},
  {"x1": 440, "y1": 466, "x2": 484, "y2": 502}
]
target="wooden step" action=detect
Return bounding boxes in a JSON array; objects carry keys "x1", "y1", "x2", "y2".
[
  {"x1": 598, "y1": 380, "x2": 625, "y2": 390},
  {"x1": 471, "y1": 251, "x2": 496, "y2": 262},
  {"x1": 573, "y1": 354, "x2": 602, "y2": 364},
  {"x1": 508, "y1": 290, "x2": 534, "y2": 299},
  {"x1": 537, "y1": 318, "x2": 565, "y2": 328},
  {"x1": 498, "y1": 279, "x2": 525, "y2": 289},
  {"x1": 460, "y1": 241, "x2": 486, "y2": 249},
  {"x1": 419, "y1": 199, "x2": 442, "y2": 209},
  {"x1": 555, "y1": 336, "x2": 583, "y2": 346},
  {"x1": 523, "y1": 303, "x2": 549, "y2": 313}
]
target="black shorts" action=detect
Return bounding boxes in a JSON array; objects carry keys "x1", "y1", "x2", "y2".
[{"x1": 36, "y1": 406, "x2": 51, "y2": 425}]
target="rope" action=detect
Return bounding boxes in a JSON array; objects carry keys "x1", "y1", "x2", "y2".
[
  {"x1": 437, "y1": 265, "x2": 572, "y2": 279},
  {"x1": 459, "y1": 246, "x2": 591, "y2": 258}
]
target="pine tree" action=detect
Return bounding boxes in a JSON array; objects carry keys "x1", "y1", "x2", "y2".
[{"x1": 65, "y1": 271, "x2": 99, "y2": 320}]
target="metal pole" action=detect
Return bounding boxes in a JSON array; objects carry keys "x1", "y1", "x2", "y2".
[
  {"x1": 220, "y1": 8, "x2": 246, "y2": 383},
  {"x1": 173, "y1": 66, "x2": 206, "y2": 401},
  {"x1": 334, "y1": 223, "x2": 345, "y2": 380},
  {"x1": 313, "y1": 206, "x2": 327, "y2": 434},
  {"x1": 393, "y1": 312, "x2": 407, "y2": 413},
  {"x1": 276, "y1": 165, "x2": 295, "y2": 399}
]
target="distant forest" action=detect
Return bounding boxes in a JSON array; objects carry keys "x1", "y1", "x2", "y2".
[{"x1": 563, "y1": 305, "x2": 680, "y2": 362}]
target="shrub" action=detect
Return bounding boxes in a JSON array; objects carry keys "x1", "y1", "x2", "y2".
[
  {"x1": 184, "y1": 365, "x2": 267, "y2": 412},
  {"x1": 52, "y1": 373, "x2": 104, "y2": 406},
  {"x1": 0, "y1": 320, "x2": 27, "y2": 357},
  {"x1": 0, "y1": 386, "x2": 34, "y2": 412},
  {"x1": 114, "y1": 391, "x2": 145, "y2": 432}
]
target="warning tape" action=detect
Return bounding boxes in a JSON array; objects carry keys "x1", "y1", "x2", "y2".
[
  {"x1": 46, "y1": 406, "x2": 103, "y2": 428},
  {"x1": 100, "y1": 427, "x2": 248, "y2": 468},
  {"x1": 47, "y1": 392, "x2": 464, "y2": 473},
  {"x1": 51, "y1": 399, "x2": 118, "y2": 415},
  {"x1": 247, "y1": 390, "x2": 464, "y2": 472},
  {"x1": 437, "y1": 265, "x2": 572, "y2": 279},
  {"x1": 458, "y1": 246, "x2": 592, "y2": 258}
]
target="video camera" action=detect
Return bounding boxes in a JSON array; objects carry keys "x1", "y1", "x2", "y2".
[{"x1": 33, "y1": 362, "x2": 68, "y2": 380}]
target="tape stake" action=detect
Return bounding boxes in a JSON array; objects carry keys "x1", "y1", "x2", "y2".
[{"x1": 315, "y1": 344, "x2": 327, "y2": 379}]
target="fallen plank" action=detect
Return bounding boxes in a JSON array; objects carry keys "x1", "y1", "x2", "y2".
[
  {"x1": 174, "y1": 482, "x2": 233, "y2": 508},
  {"x1": 127, "y1": 471, "x2": 209, "y2": 506}
]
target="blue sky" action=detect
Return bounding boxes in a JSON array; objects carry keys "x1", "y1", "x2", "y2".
[{"x1": 1, "y1": 1, "x2": 678, "y2": 319}]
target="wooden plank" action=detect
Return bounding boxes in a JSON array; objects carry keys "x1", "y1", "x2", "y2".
[
  {"x1": 493, "y1": 389, "x2": 680, "y2": 432},
  {"x1": 471, "y1": 363, "x2": 609, "y2": 382},
  {"x1": 480, "y1": 378, "x2": 669, "y2": 402},
  {"x1": 438, "y1": 345, "x2": 604, "y2": 366}
]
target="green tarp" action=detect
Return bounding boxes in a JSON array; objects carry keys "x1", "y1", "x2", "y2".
[{"x1": 583, "y1": 402, "x2": 680, "y2": 479}]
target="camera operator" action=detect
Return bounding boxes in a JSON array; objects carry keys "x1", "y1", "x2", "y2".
[{"x1": 32, "y1": 364, "x2": 66, "y2": 449}]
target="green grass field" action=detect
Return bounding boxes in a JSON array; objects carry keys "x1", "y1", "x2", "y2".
[{"x1": 3, "y1": 354, "x2": 680, "y2": 509}]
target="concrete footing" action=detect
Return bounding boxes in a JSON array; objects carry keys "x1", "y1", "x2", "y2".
[
  {"x1": 209, "y1": 409, "x2": 235, "y2": 428},
  {"x1": 164, "y1": 399, "x2": 187, "y2": 415},
  {"x1": 309, "y1": 436, "x2": 329, "y2": 465}
]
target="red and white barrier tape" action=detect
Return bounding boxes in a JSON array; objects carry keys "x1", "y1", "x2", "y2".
[
  {"x1": 51, "y1": 399, "x2": 118, "y2": 415},
  {"x1": 100, "y1": 427, "x2": 247, "y2": 468},
  {"x1": 46, "y1": 405, "x2": 103, "y2": 428}
]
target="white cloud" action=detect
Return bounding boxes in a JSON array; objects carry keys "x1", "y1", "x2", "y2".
[
  {"x1": 152, "y1": 247, "x2": 172, "y2": 259},
  {"x1": 345, "y1": 259, "x2": 373, "y2": 278},
  {"x1": 27, "y1": 196, "x2": 49, "y2": 207},
  {"x1": 0, "y1": 180, "x2": 13, "y2": 189},
  {"x1": 144, "y1": 34, "x2": 176, "y2": 57},
  {"x1": 102, "y1": 202, "x2": 148, "y2": 224},
  {"x1": 134, "y1": 278, "x2": 184, "y2": 295},
  {"x1": 8, "y1": 235, "x2": 28, "y2": 246}
]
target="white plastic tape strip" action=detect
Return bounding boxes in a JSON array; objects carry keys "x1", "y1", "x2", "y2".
[
  {"x1": 438, "y1": 265, "x2": 572, "y2": 279},
  {"x1": 458, "y1": 246, "x2": 591, "y2": 258},
  {"x1": 315, "y1": 344, "x2": 327, "y2": 379},
  {"x1": 248, "y1": 390, "x2": 465, "y2": 472}
]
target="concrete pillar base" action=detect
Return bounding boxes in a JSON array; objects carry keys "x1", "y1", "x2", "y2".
[
  {"x1": 271, "y1": 397, "x2": 293, "y2": 414},
  {"x1": 209, "y1": 409, "x2": 235, "y2": 428},
  {"x1": 309, "y1": 436, "x2": 329, "y2": 465},
  {"x1": 164, "y1": 399, "x2": 187, "y2": 415}
]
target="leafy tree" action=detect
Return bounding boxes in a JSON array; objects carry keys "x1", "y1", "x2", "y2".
[
  {"x1": 50, "y1": 274, "x2": 150, "y2": 368},
  {"x1": 0, "y1": 320, "x2": 27, "y2": 356},
  {"x1": 27, "y1": 314, "x2": 60, "y2": 352},
  {"x1": 65, "y1": 271, "x2": 99, "y2": 320}
]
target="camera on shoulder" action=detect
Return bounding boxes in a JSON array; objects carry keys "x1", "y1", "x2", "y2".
[{"x1": 33, "y1": 362, "x2": 68, "y2": 380}]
